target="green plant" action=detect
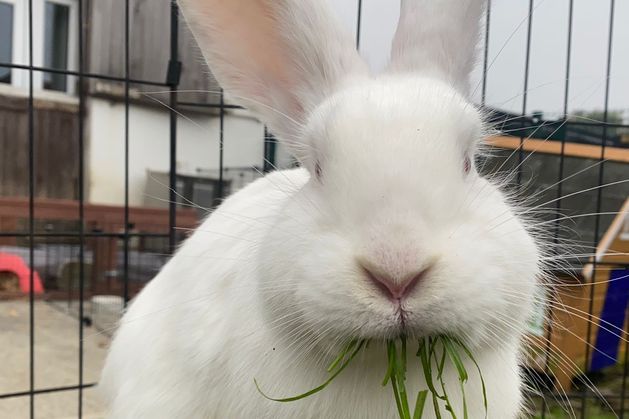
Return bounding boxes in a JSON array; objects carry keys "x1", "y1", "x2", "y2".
[{"x1": 255, "y1": 336, "x2": 487, "y2": 418}]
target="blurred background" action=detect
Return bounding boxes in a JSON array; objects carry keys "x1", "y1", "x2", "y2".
[{"x1": 0, "y1": 0, "x2": 627, "y2": 418}]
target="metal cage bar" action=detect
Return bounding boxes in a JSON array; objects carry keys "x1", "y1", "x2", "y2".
[
  {"x1": 27, "y1": 0, "x2": 35, "y2": 416},
  {"x1": 581, "y1": 2, "x2": 617, "y2": 418}
]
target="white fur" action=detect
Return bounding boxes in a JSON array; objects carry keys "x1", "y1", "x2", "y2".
[
  {"x1": 101, "y1": 1, "x2": 540, "y2": 418},
  {"x1": 389, "y1": 0, "x2": 486, "y2": 97}
]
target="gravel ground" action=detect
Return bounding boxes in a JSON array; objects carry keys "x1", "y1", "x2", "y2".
[{"x1": 0, "y1": 300, "x2": 111, "y2": 419}]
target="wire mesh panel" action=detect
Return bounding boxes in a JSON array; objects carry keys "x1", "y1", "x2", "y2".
[{"x1": 0, "y1": 0, "x2": 627, "y2": 418}]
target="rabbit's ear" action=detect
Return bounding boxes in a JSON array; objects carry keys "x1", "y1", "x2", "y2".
[
  {"x1": 178, "y1": 0, "x2": 368, "y2": 145},
  {"x1": 387, "y1": 0, "x2": 486, "y2": 97}
]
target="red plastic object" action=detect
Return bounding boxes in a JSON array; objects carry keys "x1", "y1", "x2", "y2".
[{"x1": 0, "y1": 252, "x2": 44, "y2": 294}]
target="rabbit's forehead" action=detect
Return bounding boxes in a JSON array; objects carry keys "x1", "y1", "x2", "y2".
[{"x1": 307, "y1": 78, "x2": 481, "y2": 168}]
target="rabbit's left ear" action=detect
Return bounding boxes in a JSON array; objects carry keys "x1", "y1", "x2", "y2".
[{"x1": 387, "y1": 0, "x2": 487, "y2": 97}]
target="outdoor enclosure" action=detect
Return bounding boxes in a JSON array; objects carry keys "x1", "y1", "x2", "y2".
[{"x1": 0, "y1": 0, "x2": 628, "y2": 418}]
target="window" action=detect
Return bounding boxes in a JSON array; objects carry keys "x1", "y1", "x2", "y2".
[
  {"x1": 0, "y1": 0, "x2": 77, "y2": 94},
  {"x1": 0, "y1": 1, "x2": 13, "y2": 84},
  {"x1": 192, "y1": 182, "x2": 220, "y2": 210},
  {"x1": 179, "y1": 176, "x2": 231, "y2": 212},
  {"x1": 43, "y1": 1, "x2": 70, "y2": 91}
]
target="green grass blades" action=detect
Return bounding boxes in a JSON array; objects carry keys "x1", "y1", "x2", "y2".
[
  {"x1": 254, "y1": 340, "x2": 365, "y2": 402},
  {"x1": 451, "y1": 338, "x2": 488, "y2": 419},
  {"x1": 327, "y1": 340, "x2": 359, "y2": 373},
  {"x1": 255, "y1": 336, "x2": 487, "y2": 419},
  {"x1": 386, "y1": 340, "x2": 406, "y2": 417},
  {"x1": 413, "y1": 390, "x2": 429, "y2": 419},
  {"x1": 417, "y1": 337, "x2": 445, "y2": 419},
  {"x1": 442, "y1": 337, "x2": 468, "y2": 419},
  {"x1": 392, "y1": 336, "x2": 487, "y2": 419},
  {"x1": 383, "y1": 338, "x2": 425, "y2": 419}
]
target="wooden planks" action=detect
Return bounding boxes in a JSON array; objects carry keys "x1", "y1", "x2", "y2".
[
  {"x1": 487, "y1": 135, "x2": 629, "y2": 164},
  {"x1": 89, "y1": 0, "x2": 221, "y2": 105},
  {"x1": 0, "y1": 94, "x2": 79, "y2": 199},
  {"x1": 0, "y1": 197, "x2": 198, "y2": 233}
]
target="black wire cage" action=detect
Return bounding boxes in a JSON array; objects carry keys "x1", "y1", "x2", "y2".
[{"x1": 0, "y1": 0, "x2": 627, "y2": 418}]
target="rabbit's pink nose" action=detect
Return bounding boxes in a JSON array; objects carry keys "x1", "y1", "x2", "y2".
[{"x1": 362, "y1": 263, "x2": 429, "y2": 301}]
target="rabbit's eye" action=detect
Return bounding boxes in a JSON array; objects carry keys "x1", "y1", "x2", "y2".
[
  {"x1": 314, "y1": 162, "x2": 322, "y2": 180},
  {"x1": 463, "y1": 156, "x2": 472, "y2": 174}
]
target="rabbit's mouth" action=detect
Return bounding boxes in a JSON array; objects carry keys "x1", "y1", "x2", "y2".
[
  {"x1": 351, "y1": 306, "x2": 441, "y2": 342},
  {"x1": 395, "y1": 305, "x2": 413, "y2": 332}
]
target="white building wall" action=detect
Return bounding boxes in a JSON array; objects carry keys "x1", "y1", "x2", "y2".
[{"x1": 87, "y1": 97, "x2": 268, "y2": 206}]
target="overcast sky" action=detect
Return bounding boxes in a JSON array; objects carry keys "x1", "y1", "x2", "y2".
[{"x1": 330, "y1": 0, "x2": 629, "y2": 122}]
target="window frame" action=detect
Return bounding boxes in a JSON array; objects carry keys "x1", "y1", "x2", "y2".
[
  {"x1": 40, "y1": 0, "x2": 78, "y2": 95},
  {"x1": 0, "y1": 0, "x2": 78, "y2": 96},
  {"x1": 0, "y1": 0, "x2": 23, "y2": 87}
]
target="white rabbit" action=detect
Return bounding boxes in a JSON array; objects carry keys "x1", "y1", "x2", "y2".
[{"x1": 99, "y1": 0, "x2": 542, "y2": 418}]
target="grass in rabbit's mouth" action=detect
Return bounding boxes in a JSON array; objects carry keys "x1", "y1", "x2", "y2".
[{"x1": 254, "y1": 336, "x2": 487, "y2": 419}]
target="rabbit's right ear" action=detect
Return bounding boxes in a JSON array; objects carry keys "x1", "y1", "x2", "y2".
[
  {"x1": 178, "y1": 0, "x2": 368, "y2": 147},
  {"x1": 387, "y1": 0, "x2": 487, "y2": 97}
]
